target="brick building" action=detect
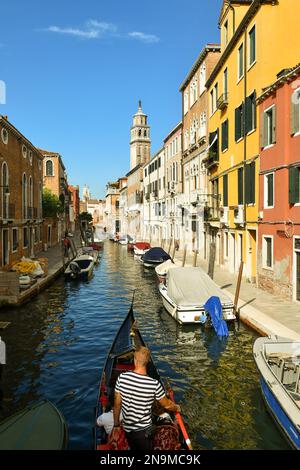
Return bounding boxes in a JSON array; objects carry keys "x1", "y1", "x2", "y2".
[{"x1": 0, "y1": 116, "x2": 43, "y2": 268}]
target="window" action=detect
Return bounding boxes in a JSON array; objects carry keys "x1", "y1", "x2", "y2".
[
  {"x1": 223, "y1": 68, "x2": 228, "y2": 96},
  {"x1": 238, "y1": 167, "x2": 244, "y2": 205},
  {"x1": 22, "y1": 173, "x2": 27, "y2": 218},
  {"x1": 223, "y1": 174, "x2": 228, "y2": 207},
  {"x1": 238, "y1": 43, "x2": 244, "y2": 80},
  {"x1": 262, "y1": 106, "x2": 276, "y2": 148},
  {"x1": 249, "y1": 26, "x2": 256, "y2": 66},
  {"x1": 221, "y1": 119, "x2": 229, "y2": 152},
  {"x1": 22, "y1": 145, "x2": 27, "y2": 158},
  {"x1": 245, "y1": 161, "x2": 255, "y2": 204},
  {"x1": 289, "y1": 166, "x2": 300, "y2": 204},
  {"x1": 264, "y1": 173, "x2": 274, "y2": 208},
  {"x1": 263, "y1": 236, "x2": 273, "y2": 269},
  {"x1": 291, "y1": 88, "x2": 300, "y2": 136},
  {"x1": 224, "y1": 20, "x2": 229, "y2": 46},
  {"x1": 145, "y1": 169, "x2": 147, "y2": 177},
  {"x1": 199, "y1": 112, "x2": 206, "y2": 139},
  {"x1": 245, "y1": 91, "x2": 257, "y2": 134},
  {"x1": 199, "y1": 63, "x2": 206, "y2": 95},
  {"x1": 184, "y1": 91, "x2": 189, "y2": 114},
  {"x1": 235, "y1": 103, "x2": 244, "y2": 141},
  {"x1": 1, "y1": 127, "x2": 8, "y2": 145},
  {"x1": 190, "y1": 78, "x2": 198, "y2": 106},
  {"x1": 46, "y1": 159, "x2": 54, "y2": 176},
  {"x1": 23, "y1": 227, "x2": 28, "y2": 248},
  {"x1": 208, "y1": 129, "x2": 219, "y2": 165},
  {"x1": 184, "y1": 130, "x2": 189, "y2": 150},
  {"x1": 12, "y1": 228, "x2": 18, "y2": 252},
  {"x1": 211, "y1": 83, "x2": 218, "y2": 114},
  {"x1": 2, "y1": 162, "x2": 9, "y2": 219}
]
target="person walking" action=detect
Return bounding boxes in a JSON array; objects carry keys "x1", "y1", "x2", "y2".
[
  {"x1": 63, "y1": 233, "x2": 71, "y2": 258},
  {"x1": 112, "y1": 346, "x2": 180, "y2": 451}
]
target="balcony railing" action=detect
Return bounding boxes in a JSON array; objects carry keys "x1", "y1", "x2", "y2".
[
  {"x1": 217, "y1": 93, "x2": 229, "y2": 110},
  {"x1": 27, "y1": 207, "x2": 38, "y2": 219},
  {"x1": 206, "y1": 151, "x2": 219, "y2": 169},
  {"x1": 2, "y1": 203, "x2": 15, "y2": 220}
]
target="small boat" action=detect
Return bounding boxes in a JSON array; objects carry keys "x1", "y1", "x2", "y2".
[
  {"x1": 64, "y1": 254, "x2": 95, "y2": 281},
  {"x1": 133, "y1": 242, "x2": 151, "y2": 256},
  {"x1": 94, "y1": 301, "x2": 192, "y2": 451},
  {"x1": 159, "y1": 267, "x2": 235, "y2": 324},
  {"x1": 141, "y1": 247, "x2": 171, "y2": 268},
  {"x1": 155, "y1": 259, "x2": 178, "y2": 283},
  {"x1": 118, "y1": 236, "x2": 128, "y2": 246},
  {"x1": 253, "y1": 336, "x2": 300, "y2": 449},
  {"x1": 0, "y1": 400, "x2": 68, "y2": 450}
]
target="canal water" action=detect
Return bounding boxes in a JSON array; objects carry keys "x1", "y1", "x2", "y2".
[{"x1": 0, "y1": 242, "x2": 289, "y2": 450}]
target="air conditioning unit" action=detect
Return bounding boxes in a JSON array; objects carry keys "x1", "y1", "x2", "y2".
[
  {"x1": 234, "y1": 205, "x2": 245, "y2": 225},
  {"x1": 220, "y1": 207, "x2": 229, "y2": 225}
]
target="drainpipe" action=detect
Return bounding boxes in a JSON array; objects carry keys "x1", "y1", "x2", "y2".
[{"x1": 243, "y1": 28, "x2": 248, "y2": 267}]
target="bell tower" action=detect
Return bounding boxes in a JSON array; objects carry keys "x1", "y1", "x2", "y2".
[{"x1": 130, "y1": 100, "x2": 151, "y2": 170}]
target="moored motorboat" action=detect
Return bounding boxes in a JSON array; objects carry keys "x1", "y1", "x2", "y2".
[
  {"x1": 0, "y1": 400, "x2": 68, "y2": 450},
  {"x1": 253, "y1": 336, "x2": 300, "y2": 449},
  {"x1": 158, "y1": 267, "x2": 235, "y2": 324},
  {"x1": 155, "y1": 259, "x2": 178, "y2": 283},
  {"x1": 133, "y1": 242, "x2": 151, "y2": 256},
  {"x1": 94, "y1": 302, "x2": 192, "y2": 451},
  {"x1": 118, "y1": 236, "x2": 128, "y2": 245},
  {"x1": 141, "y1": 247, "x2": 171, "y2": 268},
  {"x1": 64, "y1": 254, "x2": 95, "y2": 281}
]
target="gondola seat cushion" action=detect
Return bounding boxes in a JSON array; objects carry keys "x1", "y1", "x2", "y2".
[{"x1": 153, "y1": 424, "x2": 181, "y2": 450}]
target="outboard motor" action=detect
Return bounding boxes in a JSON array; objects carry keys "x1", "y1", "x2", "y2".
[{"x1": 69, "y1": 261, "x2": 81, "y2": 279}]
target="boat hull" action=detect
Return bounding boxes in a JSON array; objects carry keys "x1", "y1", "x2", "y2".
[
  {"x1": 159, "y1": 284, "x2": 235, "y2": 324},
  {"x1": 259, "y1": 376, "x2": 300, "y2": 449}
]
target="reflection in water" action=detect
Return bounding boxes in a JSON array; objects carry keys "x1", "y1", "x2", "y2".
[{"x1": 0, "y1": 242, "x2": 289, "y2": 449}]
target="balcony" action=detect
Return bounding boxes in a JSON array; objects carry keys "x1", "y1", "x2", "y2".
[
  {"x1": 135, "y1": 192, "x2": 143, "y2": 204},
  {"x1": 206, "y1": 151, "x2": 219, "y2": 169},
  {"x1": 204, "y1": 205, "x2": 220, "y2": 223},
  {"x1": 217, "y1": 93, "x2": 229, "y2": 110},
  {"x1": 1, "y1": 203, "x2": 15, "y2": 220},
  {"x1": 152, "y1": 190, "x2": 158, "y2": 199},
  {"x1": 27, "y1": 207, "x2": 38, "y2": 219}
]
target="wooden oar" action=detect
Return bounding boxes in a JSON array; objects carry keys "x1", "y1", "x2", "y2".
[{"x1": 166, "y1": 381, "x2": 193, "y2": 450}]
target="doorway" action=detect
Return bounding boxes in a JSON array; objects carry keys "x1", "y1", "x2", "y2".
[{"x1": 2, "y1": 229, "x2": 9, "y2": 266}]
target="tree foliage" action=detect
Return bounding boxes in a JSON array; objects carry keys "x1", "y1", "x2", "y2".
[
  {"x1": 42, "y1": 188, "x2": 64, "y2": 217},
  {"x1": 79, "y1": 212, "x2": 93, "y2": 222}
]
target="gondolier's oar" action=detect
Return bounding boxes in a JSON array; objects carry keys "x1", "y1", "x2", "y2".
[{"x1": 166, "y1": 381, "x2": 193, "y2": 450}]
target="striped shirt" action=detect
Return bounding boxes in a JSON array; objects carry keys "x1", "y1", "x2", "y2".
[{"x1": 115, "y1": 371, "x2": 165, "y2": 432}]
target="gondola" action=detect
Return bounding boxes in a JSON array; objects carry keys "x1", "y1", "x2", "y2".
[{"x1": 94, "y1": 300, "x2": 192, "y2": 451}]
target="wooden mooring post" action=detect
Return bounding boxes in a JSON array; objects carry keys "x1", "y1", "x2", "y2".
[
  {"x1": 208, "y1": 242, "x2": 216, "y2": 279},
  {"x1": 167, "y1": 239, "x2": 172, "y2": 255},
  {"x1": 182, "y1": 246, "x2": 187, "y2": 267},
  {"x1": 193, "y1": 250, "x2": 198, "y2": 267},
  {"x1": 234, "y1": 261, "x2": 244, "y2": 319},
  {"x1": 171, "y1": 243, "x2": 176, "y2": 260}
]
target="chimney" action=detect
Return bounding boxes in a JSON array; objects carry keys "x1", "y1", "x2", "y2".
[{"x1": 3, "y1": 115, "x2": 8, "y2": 120}]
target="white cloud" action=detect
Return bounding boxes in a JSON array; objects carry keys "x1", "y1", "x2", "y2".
[
  {"x1": 42, "y1": 21, "x2": 159, "y2": 44},
  {"x1": 128, "y1": 31, "x2": 160, "y2": 44},
  {"x1": 45, "y1": 20, "x2": 118, "y2": 39}
]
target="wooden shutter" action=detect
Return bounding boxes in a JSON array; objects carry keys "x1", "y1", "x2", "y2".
[
  {"x1": 262, "y1": 111, "x2": 268, "y2": 148},
  {"x1": 223, "y1": 174, "x2": 228, "y2": 207},
  {"x1": 253, "y1": 91, "x2": 257, "y2": 130},
  {"x1": 235, "y1": 107, "x2": 241, "y2": 141},
  {"x1": 250, "y1": 162, "x2": 256, "y2": 204},
  {"x1": 238, "y1": 168, "x2": 243, "y2": 205},
  {"x1": 245, "y1": 164, "x2": 250, "y2": 204},
  {"x1": 245, "y1": 96, "x2": 252, "y2": 134},
  {"x1": 222, "y1": 120, "x2": 228, "y2": 151},
  {"x1": 267, "y1": 174, "x2": 274, "y2": 207},
  {"x1": 272, "y1": 106, "x2": 276, "y2": 144},
  {"x1": 289, "y1": 166, "x2": 299, "y2": 204},
  {"x1": 291, "y1": 92, "x2": 300, "y2": 135}
]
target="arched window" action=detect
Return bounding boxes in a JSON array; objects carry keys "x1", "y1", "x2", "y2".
[
  {"x1": 22, "y1": 173, "x2": 27, "y2": 218},
  {"x1": 144, "y1": 130, "x2": 147, "y2": 138},
  {"x1": 45, "y1": 159, "x2": 54, "y2": 176},
  {"x1": 2, "y1": 162, "x2": 9, "y2": 219},
  {"x1": 29, "y1": 176, "x2": 33, "y2": 211}
]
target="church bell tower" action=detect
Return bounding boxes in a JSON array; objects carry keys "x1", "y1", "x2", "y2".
[{"x1": 130, "y1": 101, "x2": 151, "y2": 170}]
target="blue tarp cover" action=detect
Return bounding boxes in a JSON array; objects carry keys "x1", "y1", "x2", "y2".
[
  {"x1": 204, "y1": 296, "x2": 229, "y2": 337},
  {"x1": 143, "y1": 247, "x2": 171, "y2": 262}
]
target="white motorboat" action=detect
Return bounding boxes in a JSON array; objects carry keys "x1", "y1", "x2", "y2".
[
  {"x1": 253, "y1": 336, "x2": 300, "y2": 449},
  {"x1": 158, "y1": 267, "x2": 235, "y2": 324},
  {"x1": 133, "y1": 242, "x2": 151, "y2": 256},
  {"x1": 64, "y1": 254, "x2": 95, "y2": 281},
  {"x1": 155, "y1": 259, "x2": 178, "y2": 283}
]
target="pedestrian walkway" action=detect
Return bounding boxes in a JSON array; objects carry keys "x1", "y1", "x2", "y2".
[{"x1": 172, "y1": 249, "x2": 300, "y2": 340}]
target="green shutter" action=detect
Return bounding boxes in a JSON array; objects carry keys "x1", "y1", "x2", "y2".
[
  {"x1": 225, "y1": 120, "x2": 229, "y2": 150},
  {"x1": 291, "y1": 92, "x2": 300, "y2": 135},
  {"x1": 241, "y1": 102, "x2": 245, "y2": 137},
  {"x1": 235, "y1": 107, "x2": 241, "y2": 141},
  {"x1": 267, "y1": 174, "x2": 274, "y2": 207},
  {"x1": 238, "y1": 168, "x2": 243, "y2": 205},
  {"x1": 253, "y1": 91, "x2": 257, "y2": 129},
  {"x1": 223, "y1": 174, "x2": 228, "y2": 207},
  {"x1": 222, "y1": 120, "x2": 228, "y2": 151},
  {"x1": 245, "y1": 96, "x2": 252, "y2": 134},
  {"x1": 245, "y1": 164, "x2": 250, "y2": 204},
  {"x1": 272, "y1": 106, "x2": 276, "y2": 144},
  {"x1": 263, "y1": 111, "x2": 268, "y2": 148},
  {"x1": 289, "y1": 166, "x2": 299, "y2": 204},
  {"x1": 251, "y1": 161, "x2": 256, "y2": 204}
]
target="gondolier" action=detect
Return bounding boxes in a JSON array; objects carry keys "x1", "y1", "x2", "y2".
[{"x1": 113, "y1": 346, "x2": 180, "y2": 451}]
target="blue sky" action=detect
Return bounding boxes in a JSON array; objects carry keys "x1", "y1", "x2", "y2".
[{"x1": 0, "y1": 0, "x2": 222, "y2": 198}]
